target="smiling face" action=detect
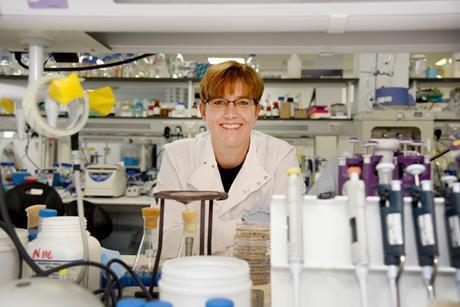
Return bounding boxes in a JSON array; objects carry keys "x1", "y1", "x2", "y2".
[{"x1": 200, "y1": 80, "x2": 260, "y2": 151}]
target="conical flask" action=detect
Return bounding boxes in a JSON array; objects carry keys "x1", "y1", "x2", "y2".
[
  {"x1": 177, "y1": 210, "x2": 198, "y2": 257},
  {"x1": 132, "y1": 207, "x2": 160, "y2": 276}
]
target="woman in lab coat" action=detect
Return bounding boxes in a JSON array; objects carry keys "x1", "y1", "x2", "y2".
[{"x1": 154, "y1": 61, "x2": 300, "y2": 257}]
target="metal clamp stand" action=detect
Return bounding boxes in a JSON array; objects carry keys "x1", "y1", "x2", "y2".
[{"x1": 148, "y1": 190, "x2": 228, "y2": 297}]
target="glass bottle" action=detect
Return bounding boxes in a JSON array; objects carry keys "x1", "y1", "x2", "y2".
[
  {"x1": 132, "y1": 207, "x2": 160, "y2": 277},
  {"x1": 177, "y1": 210, "x2": 198, "y2": 257}
]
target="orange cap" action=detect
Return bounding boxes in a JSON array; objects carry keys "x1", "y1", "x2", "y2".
[
  {"x1": 347, "y1": 166, "x2": 361, "y2": 175},
  {"x1": 142, "y1": 207, "x2": 160, "y2": 229}
]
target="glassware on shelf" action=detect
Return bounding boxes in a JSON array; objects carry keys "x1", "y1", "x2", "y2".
[
  {"x1": 410, "y1": 54, "x2": 427, "y2": 78},
  {"x1": 170, "y1": 54, "x2": 185, "y2": 78},
  {"x1": 132, "y1": 207, "x2": 160, "y2": 278},
  {"x1": 177, "y1": 210, "x2": 198, "y2": 257}
]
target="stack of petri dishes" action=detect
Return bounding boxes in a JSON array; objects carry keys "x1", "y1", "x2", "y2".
[{"x1": 233, "y1": 222, "x2": 270, "y2": 285}]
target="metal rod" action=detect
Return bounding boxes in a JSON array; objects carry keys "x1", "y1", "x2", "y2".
[
  {"x1": 200, "y1": 200, "x2": 205, "y2": 255},
  {"x1": 150, "y1": 198, "x2": 164, "y2": 296},
  {"x1": 207, "y1": 200, "x2": 214, "y2": 255}
]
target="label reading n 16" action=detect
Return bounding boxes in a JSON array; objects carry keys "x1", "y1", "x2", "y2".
[
  {"x1": 386, "y1": 213, "x2": 403, "y2": 245},
  {"x1": 418, "y1": 213, "x2": 435, "y2": 246}
]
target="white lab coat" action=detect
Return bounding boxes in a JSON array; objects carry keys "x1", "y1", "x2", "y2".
[{"x1": 153, "y1": 130, "x2": 300, "y2": 258}]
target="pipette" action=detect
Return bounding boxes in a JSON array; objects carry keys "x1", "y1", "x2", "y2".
[
  {"x1": 343, "y1": 167, "x2": 368, "y2": 307},
  {"x1": 376, "y1": 162, "x2": 405, "y2": 307},
  {"x1": 440, "y1": 178, "x2": 460, "y2": 299},
  {"x1": 406, "y1": 164, "x2": 439, "y2": 299},
  {"x1": 286, "y1": 167, "x2": 303, "y2": 307}
]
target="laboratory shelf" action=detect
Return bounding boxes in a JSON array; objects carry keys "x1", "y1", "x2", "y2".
[
  {"x1": 0, "y1": 75, "x2": 358, "y2": 84},
  {"x1": 410, "y1": 78, "x2": 460, "y2": 83},
  {"x1": 0, "y1": 114, "x2": 354, "y2": 138}
]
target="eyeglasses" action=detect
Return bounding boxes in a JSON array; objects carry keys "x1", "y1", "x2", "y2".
[{"x1": 204, "y1": 97, "x2": 258, "y2": 110}]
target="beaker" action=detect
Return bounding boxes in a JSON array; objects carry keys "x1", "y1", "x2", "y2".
[{"x1": 132, "y1": 207, "x2": 160, "y2": 276}]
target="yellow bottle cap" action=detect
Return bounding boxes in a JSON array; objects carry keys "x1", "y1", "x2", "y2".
[
  {"x1": 287, "y1": 167, "x2": 301, "y2": 175},
  {"x1": 0, "y1": 98, "x2": 14, "y2": 114},
  {"x1": 48, "y1": 73, "x2": 84, "y2": 104},
  {"x1": 182, "y1": 210, "x2": 198, "y2": 233},
  {"x1": 87, "y1": 86, "x2": 115, "y2": 116},
  {"x1": 142, "y1": 207, "x2": 160, "y2": 229}
]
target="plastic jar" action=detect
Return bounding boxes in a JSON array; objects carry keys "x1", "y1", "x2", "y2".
[
  {"x1": 25, "y1": 216, "x2": 101, "y2": 291},
  {"x1": 0, "y1": 228, "x2": 28, "y2": 286},
  {"x1": 159, "y1": 256, "x2": 251, "y2": 307},
  {"x1": 410, "y1": 54, "x2": 427, "y2": 78}
]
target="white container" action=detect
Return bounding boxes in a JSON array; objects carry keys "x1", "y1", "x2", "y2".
[
  {"x1": 287, "y1": 54, "x2": 302, "y2": 79},
  {"x1": 0, "y1": 228, "x2": 28, "y2": 286},
  {"x1": 25, "y1": 217, "x2": 101, "y2": 291},
  {"x1": 410, "y1": 54, "x2": 427, "y2": 78},
  {"x1": 453, "y1": 52, "x2": 460, "y2": 78},
  {"x1": 159, "y1": 256, "x2": 252, "y2": 307}
]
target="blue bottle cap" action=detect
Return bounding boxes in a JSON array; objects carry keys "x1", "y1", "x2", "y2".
[
  {"x1": 206, "y1": 298, "x2": 234, "y2": 307},
  {"x1": 143, "y1": 300, "x2": 173, "y2": 307},
  {"x1": 116, "y1": 298, "x2": 146, "y2": 307},
  {"x1": 39, "y1": 209, "x2": 58, "y2": 218}
]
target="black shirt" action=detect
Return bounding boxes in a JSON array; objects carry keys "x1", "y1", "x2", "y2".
[{"x1": 217, "y1": 162, "x2": 244, "y2": 193}]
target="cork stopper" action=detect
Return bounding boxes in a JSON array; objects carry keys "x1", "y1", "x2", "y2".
[
  {"x1": 347, "y1": 166, "x2": 361, "y2": 175},
  {"x1": 25, "y1": 204, "x2": 46, "y2": 229},
  {"x1": 182, "y1": 210, "x2": 198, "y2": 233},
  {"x1": 142, "y1": 207, "x2": 160, "y2": 230}
]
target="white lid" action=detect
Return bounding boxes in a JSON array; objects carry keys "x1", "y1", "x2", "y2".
[
  {"x1": 406, "y1": 164, "x2": 426, "y2": 176},
  {"x1": 161, "y1": 256, "x2": 250, "y2": 287},
  {"x1": 376, "y1": 162, "x2": 395, "y2": 172},
  {"x1": 421, "y1": 180, "x2": 432, "y2": 191},
  {"x1": 453, "y1": 182, "x2": 460, "y2": 193},
  {"x1": 391, "y1": 180, "x2": 402, "y2": 191}
]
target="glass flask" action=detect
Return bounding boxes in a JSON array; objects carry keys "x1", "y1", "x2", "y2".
[
  {"x1": 132, "y1": 207, "x2": 160, "y2": 277},
  {"x1": 177, "y1": 210, "x2": 198, "y2": 257}
]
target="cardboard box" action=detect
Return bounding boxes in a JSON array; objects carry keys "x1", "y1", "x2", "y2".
[
  {"x1": 294, "y1": 109, "x2": 308, "y2": 119},
  {"x1": 280, "y1": 102, "x2": 291, "y2": 119}
]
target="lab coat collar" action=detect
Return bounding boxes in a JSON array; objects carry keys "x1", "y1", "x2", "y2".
[{"x1": 186, "y1": 133, "x2": 272, "y2": 217}]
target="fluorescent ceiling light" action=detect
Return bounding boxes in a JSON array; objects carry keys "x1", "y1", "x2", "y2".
[
  {"x1": 435, "y1": 58, "x2": 447, "y2": 66},
  {"x1": 208, "y1": 57, "x2": 245, "y2": 64}
]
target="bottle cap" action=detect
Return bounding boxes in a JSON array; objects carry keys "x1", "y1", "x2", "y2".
[
  {"x1": 39, "y1": 208, "x2": 58, "y2": 218},
  {"x1": 287, "y1": 167, "x2": 300, "y2": 175},
  {"x1": 142, "y1": 207, "x2": 160, "y2": 230},
  {"x1": 143, "y1": 300, "x2": 173, "y2": 307},
  {"x1": 206, "y1": 298, "x2": 234, "y2": 307},
  {"x1": 183, "y1": 210, "x2": 198, "y2": 233},
  {"x1": 116, "y1": 298, "x2": 146, "y2": 307},
  {"x1": 347, "y1": 166, "x2": 361, "y2": 175}
]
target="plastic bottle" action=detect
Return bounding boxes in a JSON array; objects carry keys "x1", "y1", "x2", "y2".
[
  {"x1": 287, "y1": 54, "x2": 302, "y2": 78},
  {"x1": 133, "y1": 207, "x2": 160, "y2": 279},
  {"x1": 133, "y1": 99, "x2": 145, "y2": 118},
  {"x1": 206, "y1": 298, "x2": 234, "y2": 307},
  {"x1": 177, "y1": 210, "x2": 198, "y2": 257},
  {"x1": 153, "y1": 99, "x2": 161, "y2": 116},
  {"x1": 38, "y1": 208, "x2": 58, "y2": 233},
  {"x1": 170, "y1": 53, "x2": 184, "y2": 78},
  {"x1": 174, "y1": 102, "x2": 187, "y2": 118},
  {"x1": 272, "y1": 101, "x2": 280, "y2": 118},
  {"x1": 25, "y1": 216, "x2": 101, "y2": 290}
]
